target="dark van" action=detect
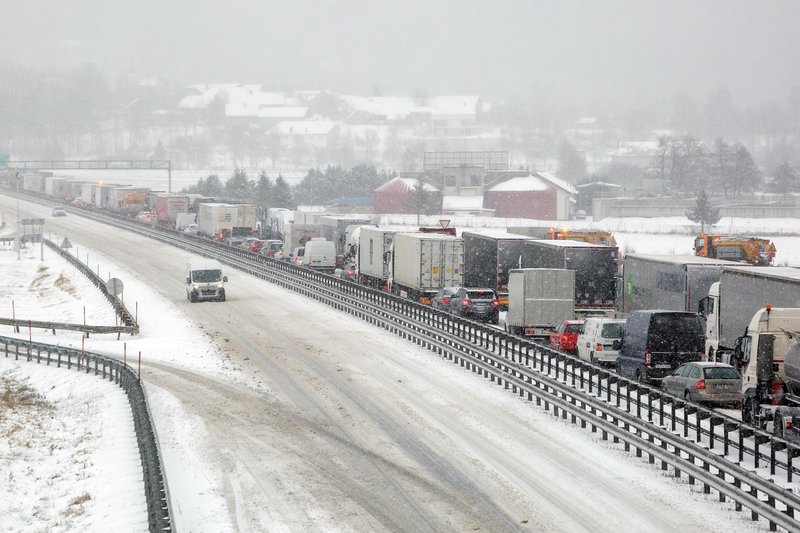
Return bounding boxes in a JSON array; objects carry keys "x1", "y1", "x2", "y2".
[{"x1": 617, "y1": 310, "x2": 705, "y2": 383}]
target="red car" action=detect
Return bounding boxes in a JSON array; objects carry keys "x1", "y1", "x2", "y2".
[{"x1": 549, "y1": 320, "x2": 585, "y2": 354}]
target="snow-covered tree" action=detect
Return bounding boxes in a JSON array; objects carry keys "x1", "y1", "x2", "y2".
[{"x1": 686, "y1": 189, "x2": 720, "y2": 232}]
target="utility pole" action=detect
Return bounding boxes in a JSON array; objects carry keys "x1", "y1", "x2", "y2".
[{"x1": 16, "y1": 172, "x2": 21, "y2": 260}]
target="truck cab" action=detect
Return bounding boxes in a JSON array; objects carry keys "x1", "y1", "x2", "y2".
[
  {"x1": 186, "y1": 262, "x2": 228, "y2": 302},
  {"x1": 736, "y1": 307, "x2": 800, "y2": 434}
]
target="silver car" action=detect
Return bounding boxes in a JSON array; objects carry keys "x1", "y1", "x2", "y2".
[
  {"x1": 661, "y1": 362, "x2": 743, "y2": 407},
  {"x1": 431, "y1": 287, "x2": 459, "y2": 311}
]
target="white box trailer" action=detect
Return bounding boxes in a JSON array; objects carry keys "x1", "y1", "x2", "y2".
[
  {"x1": 79, "y1": 183, "x2": 95, "y2": 204},
  {"x1": 196, "y1": 203, "x2": 257, "y2": 238},
  {"x1": 357, "y1": 226, "x2": 396, "y2": 289},
  {"x1": 391, "y1": 232, "x2": 463, "y2": 303},
  {"x1": 506, "y1": 268, "x2": 575, "y2": 339}
]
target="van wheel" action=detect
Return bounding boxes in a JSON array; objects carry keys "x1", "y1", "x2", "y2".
[{"x1": 684, "y1": 390, "x2": 691, "y2": 403}]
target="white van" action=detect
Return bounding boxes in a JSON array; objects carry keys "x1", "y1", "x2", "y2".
[
  {"x1": 186, "y1": 261, "x2": 228, "y2": 302},
  {"x1": 576, "y1": 317, "x2": 625, "y2": 366},
  {"x1": 302, "y1": 238, "x2": 336, "y2": 272}
]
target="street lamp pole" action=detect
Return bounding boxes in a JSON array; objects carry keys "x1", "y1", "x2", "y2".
[{"x1": 16, "y1": 172, "x2": 21, "y2": 260}]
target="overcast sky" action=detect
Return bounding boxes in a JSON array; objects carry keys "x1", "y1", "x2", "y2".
[{"x1": 2, "y1": 1, "x2": 799, "y2": 106}]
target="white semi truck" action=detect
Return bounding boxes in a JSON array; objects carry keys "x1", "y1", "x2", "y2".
[
  {"x1": 699, "y1": 266, "x2": 800, "y2": 363},
  {"x1": 734, "y1": 307, "x2": 800, "y2": 441}
]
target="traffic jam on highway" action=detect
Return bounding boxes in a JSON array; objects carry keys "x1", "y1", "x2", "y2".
[{"x1": 14, "y1": 172, "x2": 800, "y2": 444}]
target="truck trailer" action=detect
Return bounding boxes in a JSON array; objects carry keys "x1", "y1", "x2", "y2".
[
  {"x1": 196, "y1": 203, "x2": 257, "y2": 238},
  {"x1": 462, "y1": 231, "x2": 531, "y2": 307},
  {"x1": 390, "y1": 232, "x2": 464, "y2": 304},
  {"x1": 699, "y1": 266, "x2": 800, "y2": 363},
  {"x1": 505, "y1": 268, "x2": 575, "y2": 340},
  {"x1": 620, "y1": 254, "x2": 730, "y2": 314},
  {"x1": 520, "y1": 240, "x2": 617, "y2": 311},
  {"x1": 152, "y1": 194, "x2": 190, "y2": 227},
  {"x1": 357, "y1": 226, "x2": 396, "y2": 290}
]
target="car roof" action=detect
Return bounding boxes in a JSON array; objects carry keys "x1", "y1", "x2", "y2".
[{"x1": 685, "y1": 362, "x2": 736, "y2": 368}]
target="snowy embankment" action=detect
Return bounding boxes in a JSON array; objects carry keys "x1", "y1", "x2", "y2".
[
  {"x1": 0, "y1": 244, "x2": 147, "y2": 531},
  {"x1": 0, "y1": 232, "x2": 244, "y2": 531}
]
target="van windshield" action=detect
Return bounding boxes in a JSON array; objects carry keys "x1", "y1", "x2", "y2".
[
  {"x1": 649, "y1": 314, "x2": 702, "y2": 352},
  {"x1": 601, "y1": 322, "x2": 624, "y2": 338},
  {"x1": 193, "y1": 269, "x2": 222, "y2": 283}
]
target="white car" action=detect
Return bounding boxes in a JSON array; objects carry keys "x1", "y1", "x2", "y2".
[{"x1": 577, "y1": 317, "x2": 625, "y2": 366}]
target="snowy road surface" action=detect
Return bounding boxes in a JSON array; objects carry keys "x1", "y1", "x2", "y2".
[{"x1": 0, "y1": 194, "x2": 773, "y2": 532}]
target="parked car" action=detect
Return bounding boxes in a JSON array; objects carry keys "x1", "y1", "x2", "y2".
[
  {"x1": 183, "y1": 223, "x2": 198, "y2": 235},
  {"x1": 431, "y1": 287, "x2": 460, "y2": 311},
  {"x1": 449, "y1": 288, "x2": 500, "y2": 324},
  {"x1": 616, "y1": 310, "x2": 705, "y2": 384},
  {"x1": 259, "y1": 239, "x2": 284, "y2": 258},
  {"x1": 289, "y1": 246, "x2": 305, "y2": 265},
  {"x1": 661, "y1": 362, "x2": 743, "y2": 407},
  {"x1": 577, "y1": 317, "x2": 625, "y2": 366},
  {"x1": 52, "y1": 206, "x2": 67, "y2": 217},
  {"x1": 247, "y1": 238, "x2": 265, "y2": 253},
  {"x1": 224, "y1": 235, "x2": 247, "y2": 247},
  {"x1": 549, "y1": 320, "x2": 585, "y2": 354},
  {"x1": 335, "y1": 260, "x2": 357, "y2": 281},
  {"x1": 241, "y1": 237, "x2": 262, "y2": 251}
]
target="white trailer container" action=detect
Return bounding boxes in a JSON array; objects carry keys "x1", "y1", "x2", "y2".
[
  {"x1": 196, "y1": 203, "x2": 257, "y2": 238},
  {"x1": 391, "y1": 232, "x2": 463, "y2": 303},
  {"x1": 506, "y1": 268, "x2": 575, "y2": 339},
  {"x1": 357, "y1": 226, "x2": 396, "y2": 289},
  {"x1": 79, "y1": 183, "x2": 95, "y2": 204}
]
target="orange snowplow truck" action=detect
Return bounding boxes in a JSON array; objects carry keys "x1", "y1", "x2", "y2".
[
  {"x1": 549, "y1": 228, "x2": 617, "y2": 247},
  {"x1": 693, "y1": 234, "x2": 776, "y2": 266}
]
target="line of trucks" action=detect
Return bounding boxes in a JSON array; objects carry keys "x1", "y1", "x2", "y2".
[{"x1": 352, "y1": 226, "x2": 800, "y2": 438}]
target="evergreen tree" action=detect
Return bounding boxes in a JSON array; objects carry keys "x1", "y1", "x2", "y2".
[
  {"x1": 254, "y1": 171, "x2": 273, "y2": 208},
  {"x1": 773, "y1": 161, "x2": 797, "y2": 196},
  {"x1": 225, "y1": 168, "x2": 253, "y2": 200},
  {"x1": 686, "y1": 189, "x2": 720, "y2": 232},
  {"x1": 731, "y1": 143, "x2": 760, "y2": 197},
  {"x1": 557, "y1": 139, "x2": 586, "y2": 182},
  {"x1": 201, "y1": 174, "x2": 225, "y2": 196},
  {"x1": 407, "y1": 180, "x2": 439, "y2": 224},
  {"x1": 272, "y1": 175, "x2": 293, "y2": 208}
]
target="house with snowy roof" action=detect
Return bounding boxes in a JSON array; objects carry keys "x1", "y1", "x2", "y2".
[
  {"x1": 372, "y1": 177, "x2": 442, "y2": 215},
  {"x1": 484, "y1": 172, "x2": 577, "y2": 220}
]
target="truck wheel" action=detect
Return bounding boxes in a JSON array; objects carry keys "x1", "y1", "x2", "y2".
[
  {"x1": 219, "y1": 292, "x2": 226, "y2": 302},
  {"x1": 589, "y1": 352, "x2": 595, "y2": 365},
  {"x1": 742, "y1": 396, "x2": 756, "y2": 425},
  {"x1": 773, "y1": 410, "x2": 784, "y2": 438}
]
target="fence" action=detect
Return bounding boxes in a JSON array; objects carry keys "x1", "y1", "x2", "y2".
[{"x1": 0, "y1": 336, "x2": 171, "y2": 532}]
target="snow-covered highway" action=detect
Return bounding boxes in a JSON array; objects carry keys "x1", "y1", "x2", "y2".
[{"x1": 0, "y1": 193, "x2": 771, "y2": 532}]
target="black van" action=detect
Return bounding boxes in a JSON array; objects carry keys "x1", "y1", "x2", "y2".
[{"x1": 616, "y1": 310, "x2": 705, "y2": 383}]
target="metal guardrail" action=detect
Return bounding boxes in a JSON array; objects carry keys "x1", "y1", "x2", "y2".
[
  {"x1": 14, "y1": 190, "x2": 800, "y2": 531},
  {"x1": 43, "y1": 238, "x2": 139, "y2": 334},
  {"x1": 0, "y1": 317, "x2": 138, "y2": 336},
  {"x1": 0, "y1": 336, "x2": 171, "y2": 532}
]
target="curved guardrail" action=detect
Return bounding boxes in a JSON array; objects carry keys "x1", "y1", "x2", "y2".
[
  {"x1": 13, "y1": 192, "x2": 800, "y2": 531},
  {"x1": 0, "y1": 337, "x2": 171, "y2": 532}
]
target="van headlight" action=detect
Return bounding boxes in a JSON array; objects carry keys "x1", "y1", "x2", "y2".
[{"x1": 217, "y1": 283, "x2": 224, "y2": 288}]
